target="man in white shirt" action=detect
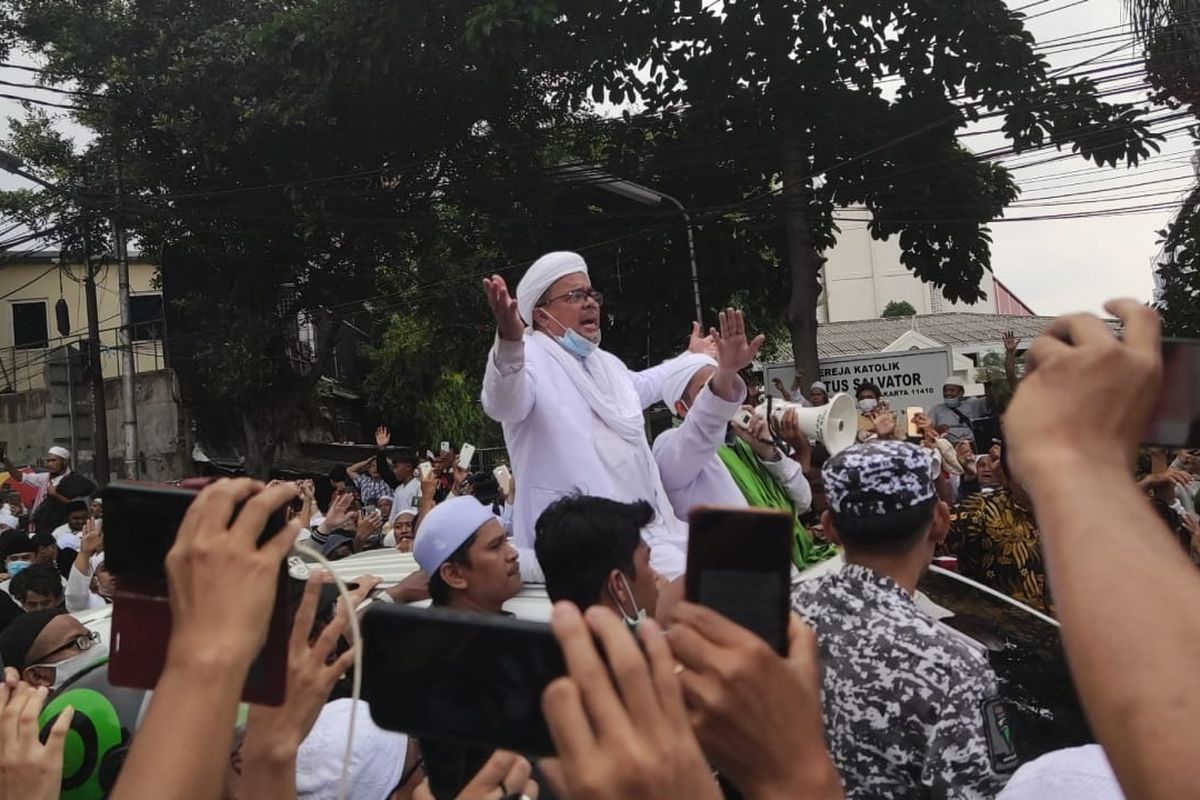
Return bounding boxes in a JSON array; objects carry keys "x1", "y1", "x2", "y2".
[
  {"x1": 3, "y1": 445, "x2": 96, "y2": 533},
  {"x1": 653, "y1": 308, "x2": 764, "y2": 521},
  {"x1": 481, "y1": 252, "x2": 700, "y2": 579},
  {"x1": 51, "y1": 499, "x2": 91, "y2": 553}
]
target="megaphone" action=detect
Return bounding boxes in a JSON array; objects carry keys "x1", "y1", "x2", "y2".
[{"x1": 734, "y1": 393, "x2": 859, "y2": 455}]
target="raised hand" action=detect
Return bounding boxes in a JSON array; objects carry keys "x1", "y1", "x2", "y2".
[
  {"x1": 711, "y1": 309, "x2": 765, "y2": 374},
  {"x1": 1003, "y1": 330, "x2": 1019, "y2": 353},
  {"x1": 322, "y1": 491, "x2": 354, "y2": 533},
  {"x1": 687, "y1": 321, "x2": 718, "y2": 359},
  {"x1": 80, "y1": 518, "x2": 103, "y2": 556},
  {"x1": 482, "y1": 275, "x2": 525, "y2": 342},
  {"x1": 540, "y1": 604, "x2": 722, "y2": 800},
  {"x1": 374, "y1": 426, "x2": 391, "y2": 448}
]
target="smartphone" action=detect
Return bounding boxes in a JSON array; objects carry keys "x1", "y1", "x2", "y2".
[
  {"x1": 457, "y1": 443, "x2": 476, "y2": 471},
  {"x1": 418, "y1": 461, "x2": 433, "y2": 480},
  {"x1": 361, "y1": 604, "x2": 565, "y2": 755},
  {"x1": 1144, "y1": 339, "x2": 1200, "y2": 448},
  {"x1": 732, "y1": 408, "x2": 755, "y2": 430},
  {"x1": 492, "y1": 465, "x2": 513, "y2": 498},
  {"x1": 686, "y1": 507, "x2": 792, "y2": 654},
  {"x1": 439, "y1": 441, "x2": 451, "y2": 454},
  {"x1": 102, "y1": 482, "x2": 291, "y2": 705},
  {"x1": 906, "y1": 406, "x2": 924, "y2": 440}
]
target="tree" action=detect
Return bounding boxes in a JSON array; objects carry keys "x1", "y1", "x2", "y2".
[
  {"x1": 881, "y1": 300, "x2": 917, "y2": 319},
  {"x1": 482, "y1": 0, "x2": 1162, "y2": 389},
  {"x1": 4, "y1": 0, "x2": 587, "y2": 474},
  {"x1": 1126, "y1": 0, "x2": 1200, "y2": 338}
]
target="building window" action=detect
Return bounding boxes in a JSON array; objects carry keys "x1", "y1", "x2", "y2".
[
  {"x1": 130, "y1": 294, "x2": 165, "y2": 341},
  {"x1": 12, "y1": 301, "x2": 48, "y2": 350}
]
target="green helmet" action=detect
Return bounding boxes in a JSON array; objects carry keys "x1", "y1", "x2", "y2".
[{"x1": 38, "y1": 659, "x2": 146, "y2": 800}]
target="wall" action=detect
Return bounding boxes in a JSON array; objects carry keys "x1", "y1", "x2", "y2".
[
  {"x1": 820, "y1": 213, "x2": 998, "y2": 322},
  {"x1": 0, "y1": 257, "x2": 165, "y2": 393},
  {"x1": 0, "y1": 369, "x2": 189, "y2": 484},
  {"x1": 103, "y1": 370, "x2": 191, "y2": 482}
]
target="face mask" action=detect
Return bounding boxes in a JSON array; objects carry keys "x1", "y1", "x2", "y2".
[
  {"x1": 858, "y1": 398, "x2": 878, "y2": 414},
  {"x1": 36, "y1": 649, "x2": 97, "y2": 690},
  {"x1": 6, "y1": 560, "x2": 31, "y2": 577},
  {"x1": 542, "y1": 310, "x2": 599, "y2": 359},
  {"x1": 608, "y1": 572, "x2": 647, "y2": 633},
  {"x1": 944, "y1": 397, "x2": 961, "y2": 409}
]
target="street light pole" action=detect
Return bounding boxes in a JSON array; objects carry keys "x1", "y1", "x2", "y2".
[
  {"x1": 112, "y1": 158, "x2": 139, "y2": 479},
  {"x1": 556, "y1": 165, "x2": 705, "y2": 325}
]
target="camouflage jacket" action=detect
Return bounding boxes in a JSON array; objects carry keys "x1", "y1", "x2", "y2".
[{"x1": 793, "y1": 564, "x2": 1016, "y2": 799}]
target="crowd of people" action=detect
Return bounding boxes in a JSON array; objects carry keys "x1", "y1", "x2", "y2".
[{"x1": 0, "y1": 249, "x2": 1195, "y2": 799}]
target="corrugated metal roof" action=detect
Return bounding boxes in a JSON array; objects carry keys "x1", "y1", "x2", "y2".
[{"x1": 775, "y1": 313, "x2": 1119, "y2": 360}]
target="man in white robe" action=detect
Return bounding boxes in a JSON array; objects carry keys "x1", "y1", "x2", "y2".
[
  {"x1": 653, "y1": 309, "x2": 763, "y2": 520},
  {"x1": 654, "y1": 319, "x2": 816, "y2": 523},
  {"x1": 481, "y1": 251, "x2": 701, "y2": 580}
]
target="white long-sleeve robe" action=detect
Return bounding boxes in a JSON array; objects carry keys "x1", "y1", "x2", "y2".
[
  {"x1": 653, "y1": 379, "x2": 815, "y2": 521},
  {"x1": 653, "y1": 379, "x2": 749, "y2": 520},
  {"x1": 482, "y1": 332, "x2": 689, "y2": 579}
]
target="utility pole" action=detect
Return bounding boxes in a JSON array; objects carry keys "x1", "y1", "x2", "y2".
[
  {"x1": 0, "y1": 149, "x2": 112, "y2": 485},
  {"x1": 112, "y1": 159, "x2": 139, "y2": 479},
  {"x1": 82, "y1": 221, "x2": 110, "y2": 486}
]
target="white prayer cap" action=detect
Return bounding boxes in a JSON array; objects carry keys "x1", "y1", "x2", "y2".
[
  {"x1": 0, "y1": 512, "x2": 17, "y2": 531},
  {"x1": 395, "y1": 507, "x2": 417, "y2": 518},
  {"x1": 516, "y1": 251, "x2": 589, "y2": 326},
  {"x1": 295, "y1": 699, "x2": 408, "y2": 800},
  {"x1": 413, "y1": 496, "x2": 496, "y2": 575},
  {"x1": 810, "y1": 381, "x2": 828, "y2": 392},
  {"x1": 48, "y1": 446, "x2": 71, "y2": 460},
  {"x1": 943, "y1": 375, "x2": 966, "y2": 389},
  {"x1": 660, "y1": 353, "x2": 718, "y2": 409}
]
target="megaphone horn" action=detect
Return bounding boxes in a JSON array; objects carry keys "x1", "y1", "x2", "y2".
[{"x1": 759, "y1": 393, "x2": 858, "y2": 455}]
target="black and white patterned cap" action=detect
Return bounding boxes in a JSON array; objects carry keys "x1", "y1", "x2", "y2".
[{"x1": 822, "y1": 440, "x2": 936, "y2": 516}]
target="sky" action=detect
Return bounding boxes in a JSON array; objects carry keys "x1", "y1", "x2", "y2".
[{"x1": 0, "y1": 0, "x2": 1193, "y2": 317}]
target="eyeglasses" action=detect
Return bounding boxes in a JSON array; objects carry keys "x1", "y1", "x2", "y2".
[
  {"x1": 537, "y1": 288, "x2": 603, "y2": 307},
  {"x1": 31, "y1": 630, "x2": 101, "y2": 663}
]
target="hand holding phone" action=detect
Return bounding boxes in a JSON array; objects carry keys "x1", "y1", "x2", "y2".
[
  {"x1": 103, "y1": 479, "x2": 299, "y2": 705},
  {"x1": 1144, "y1": 339, "x2": 1200, "y2": 447},
  {"x1": 458, "y1": 443, "x2": 477, "y2": 471},
  {"x1": 418, "y1": 461, "x2": 433, "y2": 481},
  {"x1": 168, "y1": 479, "x2": 298, "y2": 653}
]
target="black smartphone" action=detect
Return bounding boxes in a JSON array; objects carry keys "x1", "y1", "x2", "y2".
[
  {"x1": 102, "y1": 481, "x2": 291, "y2": 705},
  {"x1": 361, "y1": 604, "x2": 565, "y2": 756},
  {"x1": 685, "y1": 506, "x2": 793, "y2": 654},
  {"x1": 1144, "y1": 338, "x2": 1200, "y2": 448}
]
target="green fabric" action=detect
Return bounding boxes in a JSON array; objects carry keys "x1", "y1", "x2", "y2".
[{"x1": 718, "y1": 438, "x2": 838, "y2": 569}]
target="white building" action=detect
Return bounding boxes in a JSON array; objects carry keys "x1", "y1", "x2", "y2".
[{"x1": 818, "y1": 210, "x2": 1034, "y2": 322}]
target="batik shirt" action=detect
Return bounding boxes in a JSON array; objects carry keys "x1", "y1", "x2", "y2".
[
  {"x1": 947, "y1": 488, "x2": 1050, "y2": 615},
  {"x1": 793, "y1": 564, "x2": 1016, "y2": 799},
  {"x1": 353, "y1": 473, "x2": 392, "y2": 506}
]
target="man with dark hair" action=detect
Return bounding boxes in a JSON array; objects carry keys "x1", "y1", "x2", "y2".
[
  {"x1": 51, "y1": 499, "x2": 90, "y2": 552},
  {"x1": 535, "y1": 496, "x2": 659, "y2": 623},
  {"x1": 413, "y1": 496, "x2": 519, "y2": 613},
  {"x1": 369, "y1": 427, "x2": 423, "y2": 521},
  {"x1": 9, "y1": 564, "x2": 64, "y2": 611},
  {"x1": 793, "y1": 440, "x2": 1014, "y2": 798}
]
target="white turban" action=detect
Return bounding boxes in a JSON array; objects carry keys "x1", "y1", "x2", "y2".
[
  {"x1": 0, "y1": 512, "x2": 17, "y2": 531},
  {"x1": 48, "y1": 446, "x2": 70, "y2": 460},
  {"x1": 516, "y1": 251, "x2": 589, "y2": 326},
  {"x1": 661, "y1": 353, "x2": 718, "y2": 410},
  {"x1": 413, "y1": 496, "x2": 497, "y2": 575},
  {"x1": 811, "y1": 381, "x2": 828, "y2": 393},
  {"x1": 943, "y1": 375, "x2": 966, "y2": 389}
]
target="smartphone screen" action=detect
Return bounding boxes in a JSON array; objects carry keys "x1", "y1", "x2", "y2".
[
  {"x1": 906, "y1": 406, "x2": 924, "y2": 440},
  {"x1": 362, "y1": 605, "x2": 565, "y2": 756},
  {"x1": 102, "y1": 481, "x2": 290, "y2": 705},
  {"x1": 1144, "y1": 339, "x2": 1200, "y2": 448},
  {"x1": 685, "y1": 507, "x2": 792, "y2": 654}
]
